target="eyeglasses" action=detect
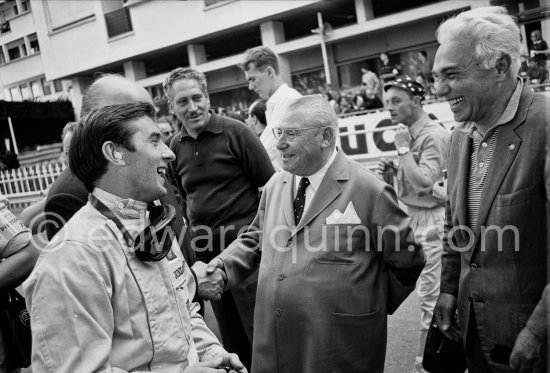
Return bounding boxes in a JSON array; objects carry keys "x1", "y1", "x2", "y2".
[{"x1": 272, "y1": 126, "x2": 329, "y2": 140}]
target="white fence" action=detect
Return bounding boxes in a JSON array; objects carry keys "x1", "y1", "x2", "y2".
[{"x1": 0, "y1": 162, "x2": 66, "y2": 207}]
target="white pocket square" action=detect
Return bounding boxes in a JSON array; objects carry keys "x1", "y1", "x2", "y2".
[{"x1": 325, "y1": 202, "x2": 361, "y2": 224}]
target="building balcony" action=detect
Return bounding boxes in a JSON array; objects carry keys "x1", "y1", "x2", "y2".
[
  {"x1": 0, "y1": 52, "x2": 43, "y2": 87},
  {"x1": 0, "y1": 10, "x2": 34, "y2": 44}
]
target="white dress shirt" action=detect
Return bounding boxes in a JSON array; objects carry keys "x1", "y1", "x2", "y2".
[
  {"x1": 294, "y1": 148, "x2": 337, "y2": 215},
  {"x1": 261, "y1": 83, "x2": 302, "y2": 170}
]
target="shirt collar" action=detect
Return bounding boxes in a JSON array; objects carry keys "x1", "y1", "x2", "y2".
[
  {"x1": 408, "y1": 113, "x2": 430, "y2": 139},
  {"x1": 457, "y1": 78, "x2": 523, "y2": 136},
  {"x1": 294, "y1": 148, "x2": 338, "y2": 194},
  {"x1": 179, "y1": 110, "x2": 222, "y2": 139},
  {"x1": 267, "y1": 83, "x2": 290, "y2": 106},
  {"x1": 92, "y1": 187, "x2": 149, "y2": 219}
]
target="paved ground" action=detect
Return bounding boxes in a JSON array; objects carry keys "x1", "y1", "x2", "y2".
[{"x1": 386, "y1": 291, "x2": 421, "y2": 373}]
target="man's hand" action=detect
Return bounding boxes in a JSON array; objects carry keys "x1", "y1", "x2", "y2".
[
  {"x1": 378, "y1": 157, "x2": 395, "y2": 175},
  {"x1": 183, "y1": 355, "x2": 246, "y2": 372},
  {"x1": 207, "y1": 257, "x2": 225, "y2": 275},
  {"x1": 192, "y1": 261, "x2": 226, "y2": 301},
  {"x1": 510, "y1": 327, "x2": 546, "y2": 373},
  {"x1": 434, "y1": 293, "x2": 462, "y2": 342},
  {"x1": 217, "y1": 353, "x2": 248, "y2": 373},
  {"x1": 432, "y1": 180, "x2": 447, "y2": 203},
  {"x1": 394, "y1": 123, "x2": 412, "y2": 148}
]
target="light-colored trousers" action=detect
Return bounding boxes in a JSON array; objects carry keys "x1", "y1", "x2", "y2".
[{"x1": 408, "y1": 205, "x2": 445, "y2": 366}]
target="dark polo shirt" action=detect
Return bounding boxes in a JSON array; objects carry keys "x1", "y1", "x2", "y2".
[{"x1": 170, "y1": 111, "x2": 274, "y2": 261}]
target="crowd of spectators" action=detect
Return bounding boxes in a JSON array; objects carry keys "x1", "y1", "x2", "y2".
[
  {"x1": 208, "y1": 28, "x2": 549, "y2": 119},
  {"x1": 519, "y1": 29, "x2": 550, "y2": 88}
]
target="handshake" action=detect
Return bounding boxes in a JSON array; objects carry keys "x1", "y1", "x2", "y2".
[{"x1": 192, "y1": 258, "x2": 227, "y2": 301}]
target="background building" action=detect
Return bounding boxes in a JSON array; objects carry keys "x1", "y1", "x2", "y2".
[{"x1": 0, "y1": 0, "x2": 548, "y2": 140}]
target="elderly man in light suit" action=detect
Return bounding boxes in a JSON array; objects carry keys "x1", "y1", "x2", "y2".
[
  {"x1": 206, "y1": 95, "x2": 425, "y2": 373},
  {"x1": 432, "y1": 6, "x2": 549, "y2": 373}
]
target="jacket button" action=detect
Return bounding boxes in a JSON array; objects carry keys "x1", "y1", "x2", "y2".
[
  {"x1": 470, "y1": 263, "x2": 478, "y2": 271},
  {"x1": 277, "y1": 273, "x2": 285, "y2": 281},
  {"x1": 275, "y1": 308, "x2": 282, "y2": 316}
]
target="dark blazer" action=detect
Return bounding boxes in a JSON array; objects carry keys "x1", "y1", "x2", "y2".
[
  {"x1": 44, "y1": 168, "x2": 194, "y2": 264},
  {"x1": 219, "y1": 151, "x2": 425, "y2": 373},
  {"x1": 441, "y1": 87, "x2": 549, "y2": 372}
]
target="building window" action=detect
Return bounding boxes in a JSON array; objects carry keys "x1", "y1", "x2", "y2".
[
  {"x1": 53, "y1": 80, "x2": 63, "y2": 93},
  {"x1": 204, "y1": 0, "x2": 230, "y2": 6},
  {"x1": 0, "y1": 1, "x2": 17, "y2": 21},
  {"x1": 45, "y1": 1, "x2": 95, "y2": 31},
  {"x1": 28, "y1": 33, "x2": 40, "y2": 54},
  {"x1": 105, "y1": 7, "x2": 132, "y2": 38},
  {"x1": 3, "y1": 89, "x2": 11, "y2": 101},
  {"x1": 21, "y1": 0, "x2": 30, "y2": 12},
  {"x1": 6, "y1": 38, "x2": 26, "y2": 61},
  {"x1": 7, "y1": 45, "x2": 20, "y2": 60},
  {"x1": 0, "y1": 20, "x2": 10, "y2": 34},
  {"x1": 41, "y1": 78, "x2": 52, "y2": 96}
]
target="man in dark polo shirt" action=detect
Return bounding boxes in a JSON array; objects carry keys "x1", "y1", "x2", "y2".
[{"x1": 164, "y1": 67, "x2": 275, "y2": 371}]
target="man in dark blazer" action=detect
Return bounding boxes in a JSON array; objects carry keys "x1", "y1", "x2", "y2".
[
  {"x1": 432, "y1": 6, "x2": 549, "y2": 373},
  {"x1": 207, "y1": 95, "x2": 425, "y2": 373}
]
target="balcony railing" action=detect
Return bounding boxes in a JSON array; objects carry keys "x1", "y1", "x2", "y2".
[{"x1": 104, "y1": 7, "x2": 132, "y2": 38}]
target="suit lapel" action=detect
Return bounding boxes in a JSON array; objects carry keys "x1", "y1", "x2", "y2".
[
  {"x1": 474, "y1": 90, "x2": 532, "y2": 236},
  {"x1": 294, "y1": 151, "x2": 349, "y2": 234}
]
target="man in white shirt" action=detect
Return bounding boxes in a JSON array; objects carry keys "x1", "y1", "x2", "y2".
[{"x1": 241, "y1": 46, "x2": 302, "y2": 170}]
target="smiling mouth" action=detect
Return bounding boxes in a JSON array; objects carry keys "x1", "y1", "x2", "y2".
[
  {"x1": 157, "y1": 167, "x2": 167, "y2": 176},
  {"x1": 281, "y1": 154, "x2": 293, "y2": 160},
  {"x1": 449, "y1": 97, "x2": 465, "y2": 106},
  {"x1": 188, "y1": 113, "x2": 202, "y2": 120}
]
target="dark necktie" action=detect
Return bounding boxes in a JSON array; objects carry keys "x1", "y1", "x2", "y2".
[{"x1": 293, "y1": 177, "x2": 310, "y2": 224}]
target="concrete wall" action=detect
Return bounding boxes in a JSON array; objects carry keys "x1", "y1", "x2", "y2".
[{"x1": 32, "y1": 0, "x2": 319, "y2": 80}]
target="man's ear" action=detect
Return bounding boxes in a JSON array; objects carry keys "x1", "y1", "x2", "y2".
[
  {"x1": 321, "y1": 126, "x2": 334, "y2": 148},
  {"x1": 266, "y1": 66, "x2": 275, "y2": 78},
  {"x1": 102, "y1": 142, "x2": 126, "y2": 166},
  {"x1": 495, "y1": 54, "x2": 511, "y2": 80}
]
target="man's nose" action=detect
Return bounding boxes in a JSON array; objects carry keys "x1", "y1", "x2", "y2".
[
  {"x1": 435, "y1": 79, "x2": 449, "y2": 98},
  {"x1": 162, "y1": 143, "x2": 176, "y2": 161},
  {"x1": 276, "y1": 135, "x2": 287, "y2": 150}
]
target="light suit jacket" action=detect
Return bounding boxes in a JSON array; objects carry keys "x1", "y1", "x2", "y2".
[
  {"x1": 219, "y1": 151, "x2": 425, "y2": 373},
  {"x1": 441, "y1": 87, "x2": 549, "y2": 372}
]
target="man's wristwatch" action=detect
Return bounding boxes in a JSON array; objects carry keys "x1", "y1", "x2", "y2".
[{"x1": 397, "y1": 146, "x2": 410, "y2": 155}]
